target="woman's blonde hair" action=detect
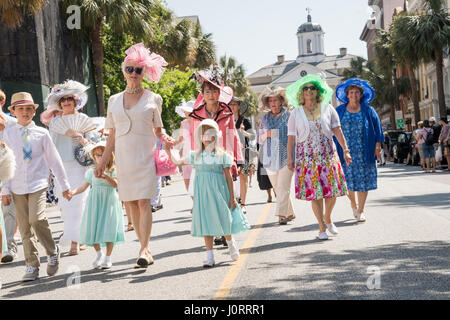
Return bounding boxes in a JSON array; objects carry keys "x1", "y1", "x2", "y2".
[
  {"x1": 92, "y1": 146, "x2": 115, "y2": 174},
  {"x1": 297, "y1": 84, "x2": 324, "y2": 106}
]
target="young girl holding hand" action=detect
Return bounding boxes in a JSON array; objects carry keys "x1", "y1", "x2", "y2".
[
  {"x1": 70, "y1": 141, "x2": 125, "y2": 269},
  {"x1": 166, "y1": 119, "x2": 250, "y2": 267}
]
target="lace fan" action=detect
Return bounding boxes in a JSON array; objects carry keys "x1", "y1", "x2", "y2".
[{"x1": 50, "y1": 113, "x2": 97, "y2": 137}]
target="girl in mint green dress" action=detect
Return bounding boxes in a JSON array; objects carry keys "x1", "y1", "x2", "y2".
[
  {"x1": 166, "y1": 119, "x2": 250, "y2": 268},
  {"x1": 71, "y1": 144, "x2": 124, "y2": 269}
]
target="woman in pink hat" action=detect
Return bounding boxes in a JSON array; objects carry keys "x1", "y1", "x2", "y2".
[{"x1": 95, "y1": 43, "x2": 175, "y2": 268}]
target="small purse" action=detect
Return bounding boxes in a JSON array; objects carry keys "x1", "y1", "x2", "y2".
[{"x1": 155, "y1": 140, "x2": 179, "y2": 177}]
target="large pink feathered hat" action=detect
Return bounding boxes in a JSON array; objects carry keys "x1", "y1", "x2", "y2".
[{"x1": 123, "y1": 43, "x2": 168, "y2": 83}]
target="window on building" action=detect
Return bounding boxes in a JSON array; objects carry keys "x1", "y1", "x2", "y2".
[{"x1": 307, "y1": 39, "x2": 312, "y2": 53}]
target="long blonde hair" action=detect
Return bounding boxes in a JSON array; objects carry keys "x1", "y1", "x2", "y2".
[{"x1": 92, "y1": 146, "x2": 115, "y2": 174}]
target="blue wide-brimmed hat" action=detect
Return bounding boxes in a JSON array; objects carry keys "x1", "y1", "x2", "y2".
[{"x1": 335, "y1": 78, "x2": 375, "y2": 104}]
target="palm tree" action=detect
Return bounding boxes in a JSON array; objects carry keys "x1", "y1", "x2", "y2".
[
  {"x1": 342, "y1": 56, "x2": 366, "y2": 80},
  {"x1": 409, "y1": 0, "x2": 450, "y2": 118},
  {"x1": 373, "y1": 30, "x2": 398, "y2": 126},
  {"x1": 0, "y1": 0, "x2": 47, "y2": 28},
  {"x1": 390, "y1": 13, "x2": 422, "y2": 123},
  {"x1": 150, "y1": 15, "x2": 216, "y2": 70},
  {"x1": 193, "y1": 32, "x2": 216, "y2": 69},
  {"x1": 61, "y1": 0, "x2": 157, "y2": 116},
  {"x1": 219, "y1": 55, "x2": 249, "y2": 97}
]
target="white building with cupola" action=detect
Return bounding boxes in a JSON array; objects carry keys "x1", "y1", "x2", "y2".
[{"x1": 247, "y1": 13, "x2": 361, "y2": 107}]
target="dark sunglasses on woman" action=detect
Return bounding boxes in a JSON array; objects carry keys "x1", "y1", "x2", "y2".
[
  {"x1": 303, "y1": 86, "x2": 317, "y2": 91},
  {"x1": 125, "y1": 66, "x2": 144, "y2": 75},
  {"x1": 59, "y1": 96, "x2": 75, "y2": 103}
]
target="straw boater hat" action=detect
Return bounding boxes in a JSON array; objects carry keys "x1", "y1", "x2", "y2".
[
  {"x1": 45, "y1": 80, "x2": 90, "y2": 111},
  {"x1": 8, "y1": 92, "x2": 39, "y2": 111},
  {"x1": 258, "y1": 86, "x2": 289, "y2": 111}
]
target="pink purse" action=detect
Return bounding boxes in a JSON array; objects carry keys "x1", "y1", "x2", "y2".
[{"x1": 155, "y1": 140, "x2": 179, "y2": 177}]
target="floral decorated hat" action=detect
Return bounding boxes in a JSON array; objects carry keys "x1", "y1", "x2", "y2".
[
  {"x1": 286, "y1": 74, "x2": 333, "y2": 108},
  {"x1": 335, "y1": 78, "x2": 375, "y2": 104},
  {"x1": 45, "y1": 80, "x2": 89, "y2": 111},
  {"x1": 192, "y1": 66, "x2": 234, "y2": 106},
  {"x1": 123, "y1": 42, "x2": 168, "y2": 83}
]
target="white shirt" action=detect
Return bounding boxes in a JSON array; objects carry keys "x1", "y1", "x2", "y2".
[
  {"x1": 2, "y1": 122, "x2": 70, "y2": 195},
  {"x1": 288, "y1": 103, "x2": 341, "y2": 143}
]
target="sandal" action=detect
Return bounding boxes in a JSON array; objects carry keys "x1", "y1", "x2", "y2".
[
  {"x1": 287, "y1": 215, "x2": 296, "y2": 221},
  {"x1": 127, "y1": 223, "x2": 134, "y2": 232},
  {"x1": 278, "y1": 217, "x2": 288, "y2": 225}
]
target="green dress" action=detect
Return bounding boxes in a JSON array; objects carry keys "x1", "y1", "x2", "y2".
[
  {"x1": 189, "y1": 151, "x2": 250, "y2": 237},
  {"x1": 79, "y1": 169, "x2": 125, "y2": 247}
]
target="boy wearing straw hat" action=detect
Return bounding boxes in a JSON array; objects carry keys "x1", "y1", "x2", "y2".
[{"x1": 2, "y1": 92, "x2": 72, "y2": 281}]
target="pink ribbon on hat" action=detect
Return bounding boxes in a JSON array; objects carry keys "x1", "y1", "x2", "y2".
[{"x1": 124, "y1": 43, "x2": 168, "y2": 83}]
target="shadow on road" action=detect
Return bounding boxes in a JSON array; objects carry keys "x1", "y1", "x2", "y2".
[
  {"x1": 231, "y1": 240, "x2": 450, "y2": 300},
  {"x1": 370, "y1": 193, "x2": 450, "y2": 210}
]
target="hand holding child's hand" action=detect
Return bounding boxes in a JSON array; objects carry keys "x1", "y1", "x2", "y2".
[
  {"x1": 2, "y1": 194, "x2": 11, "y2": 206},
  {"x1": 62, "y1": 190, "x2": 72, "y2": 201}
]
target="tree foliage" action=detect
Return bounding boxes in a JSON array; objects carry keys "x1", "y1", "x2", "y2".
[{"x1": 144, "y1": 68, "x2": 198, "y2": 135}]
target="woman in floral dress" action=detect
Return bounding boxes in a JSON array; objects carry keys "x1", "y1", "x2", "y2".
[{"x1": 286, "y1": 75, "x2": 351, "y2": 240}]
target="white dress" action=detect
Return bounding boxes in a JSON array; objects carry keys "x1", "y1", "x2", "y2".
[
  {"x1": 50, "y1": 115, "x2": 90, "y2": 247},
  {"x1": 105, "y1": 90, "x2": 163, "y2": 201}
]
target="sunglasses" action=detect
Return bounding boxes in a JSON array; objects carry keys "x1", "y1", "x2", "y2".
[
  {"x1": 125, "y1": 66, "x2": 144, "y2": 75},
  {"x1": 302, "y1": 86, "x2": 317, "y2": 92},
  {"x1": 59, "y1": 96, "x2": 75, "y2": 103}
]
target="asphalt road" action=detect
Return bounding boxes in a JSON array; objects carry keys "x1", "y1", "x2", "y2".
[{"x1": 0, "y1": 164, "x2": 449, "y2": 300}]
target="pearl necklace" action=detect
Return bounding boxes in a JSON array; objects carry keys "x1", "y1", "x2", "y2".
[{"x1": 125, "y1": 86, "x2": 143, "y2": 94}]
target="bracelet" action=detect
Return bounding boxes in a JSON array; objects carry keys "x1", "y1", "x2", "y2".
[{"x1": 344, "y1": 149, "x2": 350, "y2": 154}]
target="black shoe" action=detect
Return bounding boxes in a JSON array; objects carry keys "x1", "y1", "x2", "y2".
[
  {"x1": 214, "y1": 237, "x2": 223, "y2": 245},
  {"x1": 151, "y1": 207, "x2": 156, "y2": 212},
  {"x1": 221, "y1": 236, "x2": 228, "y2": 247},
  {"x1": 156, "y1": 204, "x2": 163, "y2": 210}
]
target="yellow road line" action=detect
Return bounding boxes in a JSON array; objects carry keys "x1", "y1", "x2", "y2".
[{"x1": 213, "y1": 203, "x2": 273, "y2": 300}]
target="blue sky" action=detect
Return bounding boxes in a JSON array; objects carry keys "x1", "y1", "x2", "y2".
[{"x1": 164, "y1": 0, "x2": 371, "y2": 75}]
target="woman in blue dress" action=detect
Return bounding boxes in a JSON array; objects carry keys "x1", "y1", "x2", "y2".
[{"x1": 334, "y1": 78, "x2": 384, "y2": 223}]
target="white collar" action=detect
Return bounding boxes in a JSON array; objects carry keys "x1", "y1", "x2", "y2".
[{"x1": 17, "y1": 121, "x2": 36, "y2": 129}]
